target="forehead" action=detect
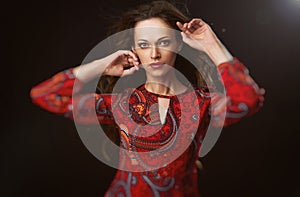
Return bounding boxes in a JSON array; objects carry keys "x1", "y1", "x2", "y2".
[{"x1": 134, "y1": 18, "x2": 176, "y2": 40}]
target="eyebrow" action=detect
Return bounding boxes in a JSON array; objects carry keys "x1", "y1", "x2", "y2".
[{"x1": 137, "y1": 36, "x2": 170, "y2": 42}]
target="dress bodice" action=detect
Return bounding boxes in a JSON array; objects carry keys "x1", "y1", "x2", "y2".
[{"x1": 105, "y1": 84, "x2": 211, "y2": 197}]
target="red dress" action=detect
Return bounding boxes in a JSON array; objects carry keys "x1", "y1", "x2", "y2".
[{"x1": 30, "y1": 57, "x2": 264, "y2": 197}]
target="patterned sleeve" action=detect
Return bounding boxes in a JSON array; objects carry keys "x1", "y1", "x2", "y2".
[
  {"x1": 30, "y1": 68, "x2": 115, "y2": 124},
  {"x1": 210, "y1": 57, "x2": 265, "y2": 127}
]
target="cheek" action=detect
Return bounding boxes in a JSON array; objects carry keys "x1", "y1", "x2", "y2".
[
  {"x1": 163, "y1": 51, "x2": 177, "y2": 62},
  {"x1": 136, "y1": 51, "x2": 150, "y2": 63}
]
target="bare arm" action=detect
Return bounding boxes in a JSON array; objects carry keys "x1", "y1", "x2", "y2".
[
  {"x1": 73, "y1": 50, "x2": 139, "y2": 83},
  {"x1": 30, "y1": 50, "x2": 140, "y2": 124},
  {"x1": 176, "y1": 18, "x2": 233, "y2": 66},
  {"x1": 177, "y1": 18, "x2": 265, "y2": 127}
]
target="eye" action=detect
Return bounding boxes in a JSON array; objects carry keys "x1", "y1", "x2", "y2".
[
  {"x1": 137, "y1": 42, "x2": 149, "y2": 49},
  {"x1": 158, "y1": 40, "x2": 170, "y2": 47}
]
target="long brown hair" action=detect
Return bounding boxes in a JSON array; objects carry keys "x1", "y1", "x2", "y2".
[{"x1": 97, "y1": 0, "x2": 219, "y2": 145}]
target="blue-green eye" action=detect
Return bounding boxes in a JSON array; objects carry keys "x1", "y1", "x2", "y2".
[
  {"x1": 138, "y1": 42, "x2": 149, "y2": 49},
  {"x1": 158, "y1": 40, "x2": 170, "y2": 47}
]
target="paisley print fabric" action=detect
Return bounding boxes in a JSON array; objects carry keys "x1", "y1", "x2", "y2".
[{"x1": 30, "y1": 57, "x2": 264, "y2": 197}]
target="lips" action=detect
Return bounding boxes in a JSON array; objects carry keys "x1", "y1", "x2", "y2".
[{"x1": 149, "y1": 62, "x2": 164, "y2": 68}]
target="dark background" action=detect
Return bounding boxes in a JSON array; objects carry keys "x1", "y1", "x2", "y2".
[{"x1": 5, "y1": 0, "x2": 300, "y2": 196}]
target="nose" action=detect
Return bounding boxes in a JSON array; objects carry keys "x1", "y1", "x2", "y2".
[{"x1": 151, "y1": 46, "x2": 161, "y2": 60}]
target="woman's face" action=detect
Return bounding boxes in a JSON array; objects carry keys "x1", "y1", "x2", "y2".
[{"x1": 133, "y1": 17, "x2": 182, "y2": 78}]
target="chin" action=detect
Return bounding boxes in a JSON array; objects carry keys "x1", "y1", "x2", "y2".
[{"x1": 146, "y1": 70, "x2": 174, "y2": 81}]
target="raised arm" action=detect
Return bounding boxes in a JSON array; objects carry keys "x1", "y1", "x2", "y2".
[
  {"x1": 30, "y1": 50, "x2": 140, "y2": 124},
  {"x1": 177, "y1": 18, "x2": 265, "y2": 127}
]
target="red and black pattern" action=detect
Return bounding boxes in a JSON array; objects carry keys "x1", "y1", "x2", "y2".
[{"x1": 30, "y1": 57, "x2": 264, "y2": 197}]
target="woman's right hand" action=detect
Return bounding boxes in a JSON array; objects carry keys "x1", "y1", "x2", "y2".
[
  {"x1": 73, "y1": 50, "x2": 140, "y2": 83},
  {"x1": 102, "y1": 50, "x2": 140, "y2": 77}
]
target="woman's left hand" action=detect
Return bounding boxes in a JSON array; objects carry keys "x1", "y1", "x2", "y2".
[
  {"x1": 176, "y1": 18, "x2": 218, "y2": 52},
  {"x1": 176, "y1": 18, "x2": 233, "y2": 65}
]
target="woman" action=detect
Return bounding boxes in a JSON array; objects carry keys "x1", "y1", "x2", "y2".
[{"x1": 30, "y1": 1, "x2": 265, "y2": 196}]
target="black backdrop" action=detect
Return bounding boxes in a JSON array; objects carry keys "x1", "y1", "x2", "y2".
[{"x1": 5, "y1": 0, "x2": 300, "y2": 196}]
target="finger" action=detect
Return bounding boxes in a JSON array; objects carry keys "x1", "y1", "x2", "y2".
[
  {"x1": 121, "y1": 66, "x2": 137, "y2": 77},
  {"x1": 258, "y1": 95, "x2": 265, "y2": 103},
  {"x1": 259, "y1": 88, "x2": 266, "y2": 95},
  {"x1": 176, "y1": 21, "x2": 184, "y2": 31},
  {"x1": 182, "y1": 23, "x2": 194, "y2": 35},
  {"x1": 127, "y1": 57, "x2": 134, "y2": 64},
  {"x1": 189, "y1": 23, "x2": 201, "y2": 31},
  {"x1": 187, "y1": 18, "x2": 202, "y2": 29},
  {"x1": 184, "y1": 29, "x2": 192, "y2": 35},
  {"x1": 187, "y1": 25, "x2": 197, "y2": 33},
  {"x1": 178, "y1": 22, "x2": 188, "y2": 32},
  {"x1": 187, "y1": 21, "x2": 202, "y2": 33},
  {"x1": 183, "y1": 23, "x2": 188, "y2": 31},
  {"x1": 122, "y1": 50, "x2": 139, "y2": 61},
  {"x1": 192, "y1": 18, "x2": 207, "y2": 27},
  {"x1": 134, "y1": 64, "x2": 139, "y2": 71},
  {"x1": 127, "y1": 57, "x2": 140, "y2": 68}
]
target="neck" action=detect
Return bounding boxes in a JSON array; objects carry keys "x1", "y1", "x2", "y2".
[{"x1": 145, "y1": 71, "x2": 187, "y2": 96}]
